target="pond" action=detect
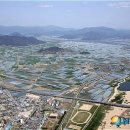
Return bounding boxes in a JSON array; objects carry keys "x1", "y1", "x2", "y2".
[{"x1": 118, "y1": 81, "x2": 130, "y2": 91}]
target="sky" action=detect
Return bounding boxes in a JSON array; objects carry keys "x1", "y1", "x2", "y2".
[{"x1": 0, "y1": 1, "x2": 130, "y2": 29}]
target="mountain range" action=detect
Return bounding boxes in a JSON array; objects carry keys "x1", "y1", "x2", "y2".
[
  {"x1": 60, "y1": 27, "x2": 130, "y2": 40},
  {"x1": 0, "y1": 25, "x2": 74, "y2": 36},
  {"x1": 0, "y1": 34, "x2": 45, "y2": 46},
  {"x1": 0, "y1": 25, "x2": 130, "y2": 41}
]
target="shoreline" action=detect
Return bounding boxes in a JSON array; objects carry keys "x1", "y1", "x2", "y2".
[
  {"x1": 98, "y1": 77, "x2": 130, "y2": 130},
  {"x1": 108, "y1": 78, "x2": 126, "y2": 102}
]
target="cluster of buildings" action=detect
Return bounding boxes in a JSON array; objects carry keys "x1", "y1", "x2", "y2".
[
  {"x1": 0, "y1": 88, "x2": 46, "y2": 130},
  {"x1": 0, "y1": 88, "x2": 72, "y2": 130},
  {"x1": 41, "y1": 98, "x2": 71, "y2": 130}
]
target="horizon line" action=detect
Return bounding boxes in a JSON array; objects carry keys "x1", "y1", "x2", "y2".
[{"x1": 0, "y1": 25, "x2": 130, "y2": 30}]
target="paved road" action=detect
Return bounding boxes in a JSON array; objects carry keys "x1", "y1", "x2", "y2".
[
  {"x1": 7, "y1": 83, "x2": 130, "y2": 109},
  {"x1": 56, "y1": 82, "x2": 86, "y2": 129},
  {"x1": 52, "y1": 95, "x2": 130, "y2": 108}
]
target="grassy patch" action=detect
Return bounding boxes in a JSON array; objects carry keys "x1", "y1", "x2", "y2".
[
  {"x1": 111, "y1": 93, "x2": 125, "y2": 104},
  {"x1": 89, "y1": 105, "x2": 98, "y2": 114},
  {"x1": 72, "y1": 111, "x2": 91, "y2": 124},
  {"x1": 85, "y1": 105, "x2": 108, "y2": 130}
]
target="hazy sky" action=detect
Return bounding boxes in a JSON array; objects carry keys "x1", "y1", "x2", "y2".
[{"x1": 0, "y1": 1, "x2": 130, "y2": 29}]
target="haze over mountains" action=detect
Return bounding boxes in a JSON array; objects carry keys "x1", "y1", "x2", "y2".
[
  {"x1": 61, "y1": 27, "x2": 130, "y2": 40},
  {"x1": 0, "y1": 26, "x2": 130, "y2": 46},
  {"x1": 0, "y1": 25, "x2": 74, "y2": 36}
]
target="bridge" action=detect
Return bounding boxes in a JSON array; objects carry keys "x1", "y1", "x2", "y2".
[
  {"x1": 2, "y1": 86, "x2": 130, "y2": 108},
  {"x1": 28, "y1": 91, "x2": 130, "y2": 108}
]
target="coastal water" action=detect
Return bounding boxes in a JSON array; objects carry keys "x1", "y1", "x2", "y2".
[{"x1": 118, "y1": 81, "x2": 130, "y2": 91}]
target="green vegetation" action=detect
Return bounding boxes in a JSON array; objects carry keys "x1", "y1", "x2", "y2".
[
  {"x1": 61, "y1": 108, "x2": 77, "y2": 129},
  {"x1": 85, "y1": 105, "x2": 108, "y2": 130},
  {"x1": 50, "y1": 86, "x2": 61, "y2": 90},
  {"x1": 0, "y1": 71, "x2": 6, "y2": 79},
  {"x1": 111, "y1": 93, "x2": 125, "y2": 104},
  {"x1": 125, "y1": 76, "x2": 130, "y2": 81},
  {"x1": 65, "y1": 58, "x2": 75, "y2": 63},
  {"x1": 0, "y1": 48, "x2": 5, "y2": 55},
  {"x1": 65, "y1": 58, "x2": 75, "y2": 69},
  {"x1": 64, "y1": 92, "x2": 76, "y2": 97},
  {"x1": 25, "y1": 56, "x2": 40, "y2": 65},
  {"x1": 75, "y1": 79, "x2": 82, "y2": 85},
  {"x1": 83, "y1": 72, "x2": 89, "y2": 75},
  {"x1": 47, "y1": 121, "x2": 57, "y2": 129},
  {"x1": 15, "y1": 75, "x2": 28, "y2": 80},
  {"x1": 65, "y1": 58, "x2": 76, "y2": 79},
  {"x1": 49, "y1": 56, "x2": 56, "y2": 62},
  {"x1": 12, "y1": 64, "x2": 18, "y2": 70},
  {"x1": 109, "y1": 80, "x2": 119, "y2": 88},
  {"x1": 75, "y1": 82, "x2": 82, "y2": 85},
  {"x1": 89, "y1": 105, "x2": 98, "y2": 114},
  {"x1": 15, "y1": 70, "x2": 31, "y2": 76},
  {"x1": 65, "y1": 69, "x2": 74, "y2": 78},
  {"x1": 54, "y1": 111, "x2": 66, "y2": 130},
  {"x1": 0, "y1": 74, "x2": 6, "y2": 79},
  {"x1": 72, "y1": 111, "x2": 91, "y2": 124},
  {"x1": 80, "y1": 51, "x2": 90, "y2": 55},
  {"x1": 15, "y1": 83, "x2": 30, "y2": 88},
  {"x1": 94, "y1": 67, "x2": 99, "y2": 70},
  {"x1": 36, "y1": 80, "x2": 62, "y2": 90}
]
